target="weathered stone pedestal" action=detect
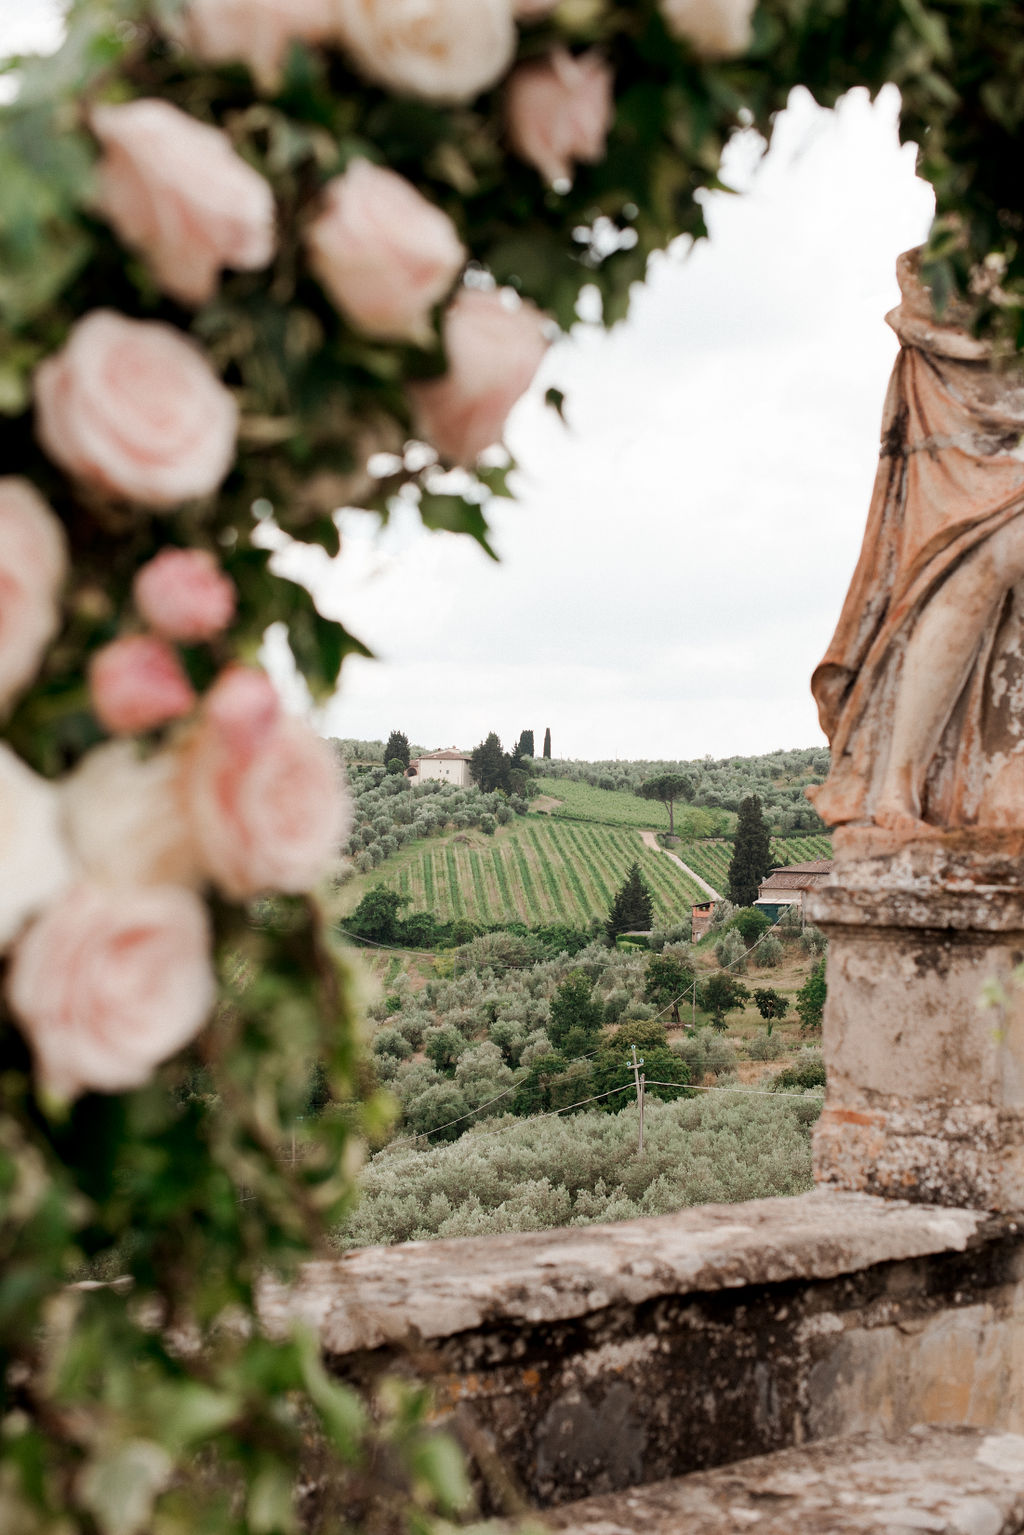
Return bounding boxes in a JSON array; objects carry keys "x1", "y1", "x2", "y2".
[{"x1": 809, "y1": 828, "x2": 1024, "y2": 1211}]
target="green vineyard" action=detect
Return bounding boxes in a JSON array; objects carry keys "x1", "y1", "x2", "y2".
[
  {"x1": 339, "y1": 818, "x2": 709, "y2": 929},
  {"x1": 677, "y1": 835, "x2": 833, "y2": 896}
]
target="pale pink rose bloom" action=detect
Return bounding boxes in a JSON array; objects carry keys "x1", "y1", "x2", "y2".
[
  {"x1": 34, "y1": 310, "x2": 237, "y2": 508},
  {"x1": 182, "y1": 666, "x2": 350, "y2": 898},
  {"x1": 180, "y1": 0, "x2": 336, "y2": 89},
  {"x1": 0, "y1": 478, "x2": 68, "y2": 715},
  {"x1": 409, "y1": 288, "x2": 549, "y2": 464},
  {"x1": 306, "y1": 161, "x2": 465, "y2": 344},
  {"x1": 90, "y1": 635, "x2": 197, "y2": 736},
  {"x1": 7, "y1": 881, "x2": 215, "y2": 1101},
  {"x1": 134, "y1": 548, "x2": 237, "y2": 643},
  {"x1": 659, "y1": 0, "x2": 756, "y2": 58},
  {"x1": 63, "y1": 742, "x2": 202, "y2": 889},
  {"x1": 335, "y1": 0, "x2": 515, "y2": 103},
  {"x1": 92, "y1": 99, "x2": 276, "y2": 308},
  {"x1": 506, "y1": 49, "x2": 613, "y2": 187},
  {"x1": 0, "y1": 745, "x2": 74, "y2": 949}
]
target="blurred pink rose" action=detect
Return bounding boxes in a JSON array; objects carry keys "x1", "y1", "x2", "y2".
[
  {"x1": 92, "y1": 99, "x2": 275, "y2": 307},
  {"x1": 182, "y1": 666, "x2": 350, "y2": 898},
  {"x1": 7, "y1": 881, "x2": 215, "y2": 1101},
  {"x1": 0, "y1": 745, "x2": 74, "y2": 949},
  {"x1": 659, "y1": 0, "x2": 755, "y2": 58},
  {"x1": 335, "y1": 0, "x2": 515, "y2": 103},
  {"x1": 409, "y1": 288, "x2": 549, "y2": 464},
  {"x1": 514, "y1": 0, "x2": 559, "y2": 17},
  {"x1": 63, "y1": 742, "x2": 202, "y2": 889},
  {"x1": 34, "y1": 310, "x2": 237, "y2": 508},
  {"x1": 506, "y1": 48, "x2": 613, "y2": 187},
  {"x1": 134, "y1": 548, "x2": 236, "y2": 643},
  {"x1": 0, "y1": 478, "x2": 68, "y2": 715},
  {"x1": 306, "y1": 160, "x2": 465, "y2": 344},
  {"x1": 180, "y1": 0, "x2": 336, "y2": 89},
  {"x1": 90, "y1": 635, "x2": 196, "y2": 735}
]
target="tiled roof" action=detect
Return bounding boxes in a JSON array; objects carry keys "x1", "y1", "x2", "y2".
[
  {"x1": 758, "y1": 862, "x2": 834, "y2": 893},
  {"x1": 416, "y1": 748, "x2": 469, "y2": 761},
  {"x1": 772, "y1": 859, "x2": 833, "y2": 875}
]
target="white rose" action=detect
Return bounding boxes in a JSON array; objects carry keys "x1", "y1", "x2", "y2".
[
  {"x1": 62, "y1": 742, "x2": 201, "y2": 889},
  {"x1": 92, "y1": 99, "x2": 276, "y2": 307},
  {"x1": 659, "y1": 0, "x2": 756, "y2": 58},
  {"x1": 0, "y1": 478, "x2": 68, "y2": 715},
  {"x1": 7, "y1": 882, "x2": 216, "y2": 1101},
  {"x1": 34, "y1": 310, "x2": 238, "y2": 509},
  {"x1": 0, "y1": 745, "x2": 74, "y2": 949},
  {"x1": 306, "y1": 160, "x2": 465, "y2": 343},
  {"x1": 335, "y1": 0, "x2": 516, "y2": 103}
]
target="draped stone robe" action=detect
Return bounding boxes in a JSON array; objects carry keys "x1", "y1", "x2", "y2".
[{"x1": 811, "y1": 251, "x2": 1024, "y2": 829}]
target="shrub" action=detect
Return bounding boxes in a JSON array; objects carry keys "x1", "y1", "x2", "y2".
[
  {"x1": 548, "y1": 969, "x2": 603, "y2": 1050},
  {"x1": 714, "y1": 927, "x2": 747, "y2": 973},
  {"x1": 424, "y1": 1025, "x2": 469, "y2": 1074},
  {"x1": 747, "y1": 1030, "x2": 784, "y2": 1062},
  {"x1": 372, "y1": 1027, "x2": 412, "y2": 1060},
  {"x1": 796, "y1": 960, "x2": 827, "y2": 1032},
  {"x1": 772, "y1": 1051, "x2": 826, "y2": 1092},
  {"x1": 758, "y1": 934, "x2": 783, "y2": 968},
  {"x1": 732, "y1": 907, "x2": 771, "y2": 944},
  {"x1": 801, "y1": 924, "x2": 828, "y2": 955},
  {"x1": 700, "y1": 973, "x2": 750, "y2": 1029}
]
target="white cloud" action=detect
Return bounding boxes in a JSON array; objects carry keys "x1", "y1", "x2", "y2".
[{"x1": 317, "y1": 85, "x2": 933, "y2": 758}]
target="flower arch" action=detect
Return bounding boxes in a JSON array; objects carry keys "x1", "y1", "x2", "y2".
[{"x1": 0, "y1": 0, "x2": 1018, "y2": 1528}]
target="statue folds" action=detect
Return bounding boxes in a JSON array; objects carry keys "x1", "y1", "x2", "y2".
[{"x1": 811, "y1": 249, "x2": 1024, "y2": 833}]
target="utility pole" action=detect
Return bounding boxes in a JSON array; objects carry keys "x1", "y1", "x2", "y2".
[{"x1": 628, "y1": 1045, "x2": 645, "y2": 1155}]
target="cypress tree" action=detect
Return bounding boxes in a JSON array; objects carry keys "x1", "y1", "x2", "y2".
[
  {"x1": 606, "y1": 860, "x2": 654, "y2": 942},
  {"x1": 543, "y1": 726, "x2": 551, "y2": 758},
  {"x1": 383, "y1": 729, "x2": 410, "y2": 769},
  {"x1": 516, "y1": 729, "x2": 535, "y2": 758},
  {"x1": 728, "y1": 794, "x2": 772, "y2": 907},
  {"x1": 469, "y1": 732, "x2": 511, "y2": 792}
]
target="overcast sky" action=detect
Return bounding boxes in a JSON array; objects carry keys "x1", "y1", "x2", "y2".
[{"x1": 7, "y1": 5, "x2": 935, "y2": 760}]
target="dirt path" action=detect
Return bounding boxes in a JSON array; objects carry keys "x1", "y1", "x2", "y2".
[{"x1": 639, "y1": 829, "x2": 720, "y2": 900}]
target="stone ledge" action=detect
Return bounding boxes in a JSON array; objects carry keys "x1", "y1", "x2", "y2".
[
  {"x1": 260, "y1": 1190, "x2": 991, "y2": 1355},
  {"x1": 540, "y1": 1426, "x2": 1024, "y2": 1534},
  {"x1": 808, "y1": 885, "x2": 1024, "y2": 933}
]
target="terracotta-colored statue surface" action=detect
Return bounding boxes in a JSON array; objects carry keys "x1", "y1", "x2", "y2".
[{"x1": 811, "y1": 249, "x2": 1024, "y2": 833}]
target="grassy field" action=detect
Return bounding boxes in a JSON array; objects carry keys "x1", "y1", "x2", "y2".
[
  {"x1": 338, "y1": 817, "x2": 707, "y2": 928},
  {"x1": 531, "y1": 776, "x2": 729, "y2": 835},
  {"x1": 677, "y1": 835, "x2": 832, "y2": 896}
]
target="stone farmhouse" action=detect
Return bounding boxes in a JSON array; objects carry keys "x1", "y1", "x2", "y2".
[
  {"x1": 755, "y1": 857, "x2": 834, "y2": 919},
  {"x1": 406, "y1": 746, "x2": 473, "y2": 788}
]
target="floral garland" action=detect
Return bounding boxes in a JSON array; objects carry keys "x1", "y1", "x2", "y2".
[{"x1": 0, "y1": 0, "x2": 1019, "y2": 1530}]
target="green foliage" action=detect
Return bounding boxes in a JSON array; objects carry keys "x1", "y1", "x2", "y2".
[
  {"x1": 747, "y1": 1029, "x2": 785, "y2": 1062},
  {"x1": 469, "y1": 732, "x2": 512, "y2": 794},
  {"x1": 753, "y1": 987, "x2": 789, "y2": 1030},
  {"x1": 515, "y1": 730, "x2": 535, "y2": 759},
  {"x1": 759, "y1": 934, "x2": 784, "y2": 967},
  {"x1": 344, "y1": 885, "x2": 411, "y2": 944},
  {"x1": 340, "y1": 1094, "x2": 820, "y2": 1247},
  {"x1": 548, "y1": 968, "x2": 603, "y2": 1050},
  {"x1": 606, "y1": 860, "x2": 655, "y2": 942},
  {"x1": 384, "y1": 730, "x2": 411, "y2": 770},
  {"x1": 732, "y1": 907, "x2": 772, "y2": 944},
  {"x1": 424, "y1": 1024, "x2": 469, "y2": 1075},
  {"x1": 772, "y1": 1050, "x2": 827, "y2": 1093},
  {"x1": 714, "y1": 927, "x2": 747, "y2": 974},
  {"x1": 701, "y1": 973, "x2": 751, "y2": 1029},
  {"x1": 796, "y1": 960, "x2": 828, "y2": 1033},
  {"x1": 728, "y1": 795, "x2": 773, "y2": 907},
  {"x1": 644, "y1": 952, "x2": 695, "y2": 1023},
  {"x1": 543, "y1": 728, "x2": 551, "y2": 759},
  {"x1": 636, "y1": 772, "x2": 697, "y2": 836}
]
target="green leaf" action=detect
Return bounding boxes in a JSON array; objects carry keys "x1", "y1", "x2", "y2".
[
  {"x1": 418, "y1": 493, "x2": 498, "y2": 560},
  {"x1": 409, "y1": 1433, "x2": 472, "y2": 1515},
  {"x1": 247, "y1": 1462, "x2": 297, "y2": 1535}
]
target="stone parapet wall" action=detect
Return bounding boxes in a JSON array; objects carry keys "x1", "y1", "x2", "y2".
[{"x1": 263, "y1": 1192, "x2": 1024, "y2": 1509}]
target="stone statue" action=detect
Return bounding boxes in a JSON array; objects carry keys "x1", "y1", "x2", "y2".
[{"x1": 810, "y1": 249, "x2": 1024, "y2": 833}]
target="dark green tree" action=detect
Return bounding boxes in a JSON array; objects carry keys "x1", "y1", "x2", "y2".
[
  {"x1": 384, "y1": 729, "x2": 410, "y2": 769},
  {"x1": 753, "y1": 987, "x2": 789, "y2": 1034},
  {"x1": 345, "y1": 885, "x2": 410, "y2": 943},
  {"x1": 796, "y1": 960, "x2": 827, "y2": 1032},
  {"x1": 548, "y1": 968, "x2": 603, "y2": 1050},
  {"x1": 701, "y1": 973, "x2": 750, "y2": 1030},
  {"x1": 513, "y1": 1052, "x2": 570, "y2": 1115},
  {"x1": 542, "y1": 727, "x2": 551, "y2": 758},
  {"x1": 591, "y1": 1043, "x2": 690, "y2": 1109},
  {"x1": 516, "y1": 729, "x2": 535, "y2": 758},
  {"x1": 424, "y1": 1024, "x2": 469, "y2": 1074},
  {"x1": 606, "y1": 860, "x2": 654, "y2": 942},
  {"x1": 644, "y1": 953, "x2": 695, "y2": 1023},
  {"x1": 636, "y1": 772, "x2": 696, "y2": 836},
  {"x1": 469, "y1": 731, "x2": 511, "y2": 792},
  {"x1": 733, "y1": 907, "x2": 772, "y2": 944},
  {"x1": 728, "y1": 795, "x2": 772, "y2": 907}
]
